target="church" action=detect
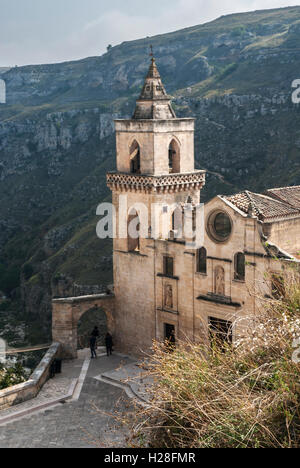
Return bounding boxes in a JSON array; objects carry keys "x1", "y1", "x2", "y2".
[
  {"x1": 106, "y1": 56, "x2": 300, "y2": 354},
  {"x1": 53, "y1": 57, "x2": 300, "y2": 358}
]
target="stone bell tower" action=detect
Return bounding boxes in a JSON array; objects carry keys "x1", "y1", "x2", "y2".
[{"x1": 107, "y1": 57, "x2": 206, "y2": 354}]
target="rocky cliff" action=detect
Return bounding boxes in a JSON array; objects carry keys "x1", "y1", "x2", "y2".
[{"x1": 1, "y1": 6, "x2": 300, "y2": 343}]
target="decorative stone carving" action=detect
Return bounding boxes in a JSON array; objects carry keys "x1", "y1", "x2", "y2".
[
  {"x1": 107, "y1": 171, "x2": 206, "y2": 194},
  {"x1": 165, "y1": 284, "x2": 173, "y2": 309},
  {"x1": 215, "y1": 266, "x2": 225, "y2": 296}
]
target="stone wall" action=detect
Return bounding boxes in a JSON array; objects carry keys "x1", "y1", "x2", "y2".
[
  {"x1": 52, "y1": 294, "x2": 115, "y2": 359},
  {"x1": 115, "y1": 119, "x2": 195, "y2": 175},
  {"x1": 265, "y1": 217, "x2": 300, "y2": 256},
  {"x1": 112, "y1": 195, "x2": 292, "y2": 357},
  {"x1": 0, "y1": 343, "x2": 60, "y2": 411}
]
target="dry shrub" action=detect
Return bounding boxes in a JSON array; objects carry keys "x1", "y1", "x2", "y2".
[{"x1": 132, "y1": 268, "x2": 300, "y2": 448}]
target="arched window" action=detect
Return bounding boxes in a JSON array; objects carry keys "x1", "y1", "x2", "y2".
[
  {"x1": 197, "y1": 247, "x2": 207, "y2": 274},
  {"x1": 168, "y1": 139, "x2": 180, "y2": 174},
  {"x1": 130, "y1": 140, "x2": 141, "y2": 174},
  {"x1": 171, "y1": 206, "x2": 182, "y2": 232},
  {"x1": 127, "y1": 209, "x2": 140, "y2": 252},
  {"x1": 234, "y1": 253, "x2": 245, "y2": 281}
]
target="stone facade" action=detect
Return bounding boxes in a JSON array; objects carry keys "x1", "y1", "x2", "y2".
[
  {"x1": 52, "y1": 58, "x2": 300, "y2": 358},
  {"x1": 108, "y1": 59, "x2": 300, "y2": 355},
  {"x1": 52, "y1": 294, "x2": 115, "y2": 359}
]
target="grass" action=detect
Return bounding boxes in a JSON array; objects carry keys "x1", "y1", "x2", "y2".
[
  {"x1": 129, "y1": 268, "x2": 300, "y2": 448},
  {"x1": 243, "y1": 31, "x2": 288, "y2": 51}
]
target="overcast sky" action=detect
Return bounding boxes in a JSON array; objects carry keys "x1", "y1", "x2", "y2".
[{"x1": 0, "y1": 0, "x2": 299, "y2": 67}]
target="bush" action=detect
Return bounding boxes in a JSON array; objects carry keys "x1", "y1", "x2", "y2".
[
  {"x1": 0, "y1": 362, "x2": 28, "y2": 390},
  {"x1": 231, "y1": 26, "x2": 247, "y2": 37},
  {"x1": 130, "y1": 269, "x2": 300, "y2": 448},
  {"x1": 22, "y1": 263, "x2": 34, "y2": 281},
  {"x1": 0, "y1": 300, "x2": 10, "y2": 312},
  {"x1": 216, "y1": 63, "x2": 238, "y2": 81},
  {"x1": 0, "y1": 264, "x2": 20, "y2": 295}
]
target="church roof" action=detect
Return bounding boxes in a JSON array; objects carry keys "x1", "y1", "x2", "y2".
[
  {"x1": 224, "y1": 187, "x2": 300, "y2": 222},
  {"x1": 132, "y1": 58, "x2": 176, "y2": 120},
  {"x1": 264, "y1": 185, "x2": 300, "y2": 210}
]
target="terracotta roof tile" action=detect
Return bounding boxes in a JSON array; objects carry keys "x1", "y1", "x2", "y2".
[
  {"x1": 225, "y1": 188, "x2": 300, "y2": 222},
  {"x1": 264, "y1": 186, "x2": 300, "y2": 210}
]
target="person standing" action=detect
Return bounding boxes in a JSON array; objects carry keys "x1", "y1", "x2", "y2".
[
  {"x1": 90, "y1": 335, "x2": 97, "y2": 359},
  {"x1": 91, "y1": 326, "x2": 99, "y2": 338},
  {"x1": 105, "y1": 333, "x2": 113, "y2": 357}
]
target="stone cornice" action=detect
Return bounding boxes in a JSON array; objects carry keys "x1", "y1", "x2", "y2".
[
  {"x1": 107, "y1": 171, "x2": 206, "y2": 193},
  {"x1": 52, "y1": 293, "x2": 115, "y2": 304},
  {"x1": 114, "y1": 118, "x2": 195, "y2": 133},
  {"x1": 197, "y1": 294, "x2": 242, "y2": 308}
]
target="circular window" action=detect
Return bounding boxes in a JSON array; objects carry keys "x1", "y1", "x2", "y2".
[{"x1": 207, "y1": 210, "x2": 232, "y2": 243}]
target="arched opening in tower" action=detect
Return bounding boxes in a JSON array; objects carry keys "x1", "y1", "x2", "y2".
[
  {"x1": 171, "y1": 206, "x2": 183, "y2": 236},
  {"x1": 127, "y1": 208, "x2": 140, "y2": 252},
  {"x1": 130, "y1": 140, "x2": 141, "y2": 174},
  {"x1": 168, "y1": 139, "x2": 180, "y2": 174}
]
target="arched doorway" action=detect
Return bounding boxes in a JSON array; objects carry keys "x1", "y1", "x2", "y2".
[
  {"x1": 52, "y1": 294, "x2": 115, "y2": 359},
  {"x1": 77, "y1": 306, "x2": 108, "y2": 350}
]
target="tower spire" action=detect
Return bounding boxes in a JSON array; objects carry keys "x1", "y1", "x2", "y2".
[{"x1": 132, "y1": 54, "x2": 176, "y2": 120}]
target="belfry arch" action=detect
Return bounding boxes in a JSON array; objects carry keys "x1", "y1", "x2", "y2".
[
  {"x1": 129, "y1": 140, "x2": 141, "y2": 174},
  {"x1": 127, "y1": 208, "x2": 141, "y2": 252},
  {"x1": 168, "y1": 138, "x2": 180, "y2": 174},
  {"x1": 52, "y1": 294, "x2": 115, "y2": 359}
]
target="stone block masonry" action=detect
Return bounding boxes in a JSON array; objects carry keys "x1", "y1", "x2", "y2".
[
  {"x1": 52, "y1": 294, "x2": 115, "y2": 359},
  {"x1": 0, "y1": 343, "x2": 61, "y2": 411}
]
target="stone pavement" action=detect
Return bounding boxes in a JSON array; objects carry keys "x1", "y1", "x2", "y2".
[
  {"x1": 0, "y1": 356, "x2": 83, "y2": 422},
  {"x1": 100, "y1": 362, "x2": 153, "y2": 403},
  {"x1": 0, "y1": 350, "x2": 140, "y2": 448}
]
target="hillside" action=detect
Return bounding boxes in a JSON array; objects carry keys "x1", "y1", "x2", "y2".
[{"x1": 1, "y1": 6, "x2": 300, "y2": 343}]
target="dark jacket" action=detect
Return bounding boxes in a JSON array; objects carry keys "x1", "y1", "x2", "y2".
[
  {"x1": 90, "y1": 336, "x2": 97, "y2": 348},
  {"x1": 105, "y1": 334, "x2": 113, "y2": 348},
  {"x1": 91, "y1": 328, "x2": 99, "y2": 338}
]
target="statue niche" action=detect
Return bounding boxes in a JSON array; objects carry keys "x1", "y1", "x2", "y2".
[
  {"x1": 215, "y1": 266, "x2": 225, "y2": 296},
  {"x1": 165, "y1": 284, "x2": 173, "y2": 309}
]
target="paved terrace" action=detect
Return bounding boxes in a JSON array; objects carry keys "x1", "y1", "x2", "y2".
[{"x1": 0, "y1": 349, "x2": 151, "y2": 448}]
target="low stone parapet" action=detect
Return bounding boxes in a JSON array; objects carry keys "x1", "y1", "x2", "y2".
[{"x1": 0, "y1": 342, "x2": 61, "y2": 411}]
